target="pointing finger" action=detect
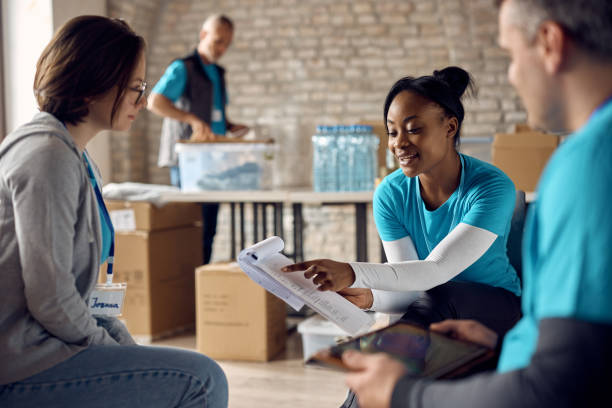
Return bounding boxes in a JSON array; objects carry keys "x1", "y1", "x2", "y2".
[
  {"x1": 281, "y1": 261, "x2": 316, "y2": 272},
  {"x1": 304, "y1": 265, "x2": 319, "y2": 279}
]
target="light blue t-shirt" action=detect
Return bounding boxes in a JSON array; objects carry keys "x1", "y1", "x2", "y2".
[
  {"x1": 374, "y1": 154, "x2": 521, "y2": 296},
  {"x1": 151, "y1": 57, "x2": 227, "y2": 135},
  {"x1": 497, "y1": 98, "x2": 612, "y2": 372}
]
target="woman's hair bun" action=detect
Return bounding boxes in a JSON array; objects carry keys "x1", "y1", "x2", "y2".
[{"x1": 433, "y1": 66, "x2": 474, "y2": 98}]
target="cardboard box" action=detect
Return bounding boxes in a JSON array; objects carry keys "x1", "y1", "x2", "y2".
[
  {"x1": 514, "y1": 123, "x2": 532, "y2": 133},
  {"x1": 105, "y1": 200, "x2": 201, "y2": 232},
  {"x1": 107, "y1": 225, "x2": 203, "y2": 341},
  {"x1": 195, "y1": 262, "x2": 287, "y2": 361},
  {"x1": 492, "y1": 131, "x2": 560, "y2": 192}
]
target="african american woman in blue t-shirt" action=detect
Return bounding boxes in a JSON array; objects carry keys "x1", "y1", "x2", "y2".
[{"x1": 284, "y1": 67, "x2": 521, "y2": 338}]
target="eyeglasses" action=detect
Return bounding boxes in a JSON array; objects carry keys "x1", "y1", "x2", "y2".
[{"x1": 128, "y1": 81, "x2": 147, "y2": 105}]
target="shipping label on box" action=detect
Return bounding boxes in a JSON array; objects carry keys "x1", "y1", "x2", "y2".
[{"x1": 109, "y1": 209, "x2": 136, "y2": 232}]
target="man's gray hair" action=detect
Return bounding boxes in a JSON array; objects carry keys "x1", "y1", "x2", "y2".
[
  {"x1": 502, "y1": 0, "x2": 612, "y2": 59},
  {"x1": 201, "y1": 14, "x2": 234, "y2": 32}
]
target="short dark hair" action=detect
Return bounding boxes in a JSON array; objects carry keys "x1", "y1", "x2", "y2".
[
  {"x1": 34, "y1": 16, "x2": 146, "y2": 125},
  {"x1": 383, "y1": 66, "x2": 475, "y2": 148},
  {"x1": 498, "y1": 0, "x2": 612, "y2": 60}
]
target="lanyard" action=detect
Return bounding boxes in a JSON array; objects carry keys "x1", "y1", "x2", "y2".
[
  {"x1": 417, "y1": 154, "x2": 464, "y2": 254},
  {"x1": 83, "y1": 153, "x2": 115, "y2": 285}
]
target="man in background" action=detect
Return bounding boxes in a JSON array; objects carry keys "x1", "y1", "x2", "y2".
[
  {"x1": 341, "y1": 0, "x2": 612, "y2": 406},
  {"x1": 148, "y1": 14, "x2": 249, "y2": 264}
]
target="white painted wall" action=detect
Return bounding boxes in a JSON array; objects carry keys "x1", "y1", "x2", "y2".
[
  {"x1": 2, "y1": 0, "x2": 53, "y2": 133},
  {"x1": 1, "y1": 0, "x2": 111, "y2": 182},
  {"x1": 52, "y1": 0, "x2": 111, "y2": 183}
]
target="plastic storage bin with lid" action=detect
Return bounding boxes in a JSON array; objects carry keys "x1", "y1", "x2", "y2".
[
  {"x1": 175, "y1": 141, "x2": 276, "y2": 191},
  {"x1": 297, "y1": 315, "x2": 352, "y2": 362},
  {"x1": 297, "y1": 313, "x2": 405, "y2": 362}
]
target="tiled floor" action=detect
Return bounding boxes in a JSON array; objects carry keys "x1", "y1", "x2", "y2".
[{"x1": 152, "y1": 325, "x2": 348, "y2": 408}]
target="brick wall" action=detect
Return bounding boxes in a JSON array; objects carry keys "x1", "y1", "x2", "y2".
[
  {"x1": 107, "y1": 0, "x2": 163, "y2": 182},
  {"x1": 107, "y1": 0, "x2": 525, "y2": 263}
]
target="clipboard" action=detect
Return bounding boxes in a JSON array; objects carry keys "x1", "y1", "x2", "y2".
[{"x1": 307, "y1": 322, "x2": 495, "y2": 379}]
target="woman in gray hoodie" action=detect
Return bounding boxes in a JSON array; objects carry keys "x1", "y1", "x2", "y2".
[{"x1": 0, "y1": 16, "x2": 228, "y2": 407}]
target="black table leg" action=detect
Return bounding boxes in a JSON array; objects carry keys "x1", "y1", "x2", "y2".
[
  {"x1": 253, "y1": 203, "x2": 259, "y2": 244},
  {"x1": 262, "y1": 203, "x2": 268, "y2": 238},
  {"x1": 240, "y1": 202, "x2": 245, "y2": 250},
  {"x1": 292, "y1": 202, "x2": 303, "y2": 262},
  {"x1": 274, "y1": 203, "x2": 283, "y2": 240},
  {"x1": 230, "y1": 202, "x2": 236, "y2": 260},
  {"x1": 355, "y1": 203, "x2": 368, "y2": 262}
]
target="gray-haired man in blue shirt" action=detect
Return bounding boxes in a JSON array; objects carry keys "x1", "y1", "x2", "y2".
[{"x1": 148, "y1": 14, "x2": 248, "y2": 264}]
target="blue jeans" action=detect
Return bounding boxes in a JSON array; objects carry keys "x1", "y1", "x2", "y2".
[{"x1": 0, "y1": 345, "x2": 228, "y2": 408}]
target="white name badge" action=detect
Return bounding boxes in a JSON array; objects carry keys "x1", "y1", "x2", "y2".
[
  {"x1": 109, "y1": 209, "x2": 136, "y2": 232},
  {"x1": 89, "y1": 282, "x2": 127, "y2": 316}
]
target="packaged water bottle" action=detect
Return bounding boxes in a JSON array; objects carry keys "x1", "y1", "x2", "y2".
[
  {"x1": 326, "y1": 126, "x2": 339, "y2": 191},
  {"x1": 365, "y1": 125, "x2": 379, "y2": 190},
  {"x1": 357, "y1": 125, "x2": 370, "y2": 190},
  {"x1": 312, "y1": 125, "x2": 325, "y2": 192},
  {"x1": 348, "y1": 125, "x2": 360, "y2": 191},
  {"x1": 336, "y1": 125, "x2": 350, "y2": 191}
]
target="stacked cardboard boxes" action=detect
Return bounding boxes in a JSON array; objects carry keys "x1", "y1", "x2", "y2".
[
  {"x1": 195, "y1": 262, "x2": 287, "y2": 361},
  {"x1": 103, "y1": 200, "x2": 202, "y2": 342}
]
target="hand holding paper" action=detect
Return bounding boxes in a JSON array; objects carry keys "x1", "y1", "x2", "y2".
[
  {"x1": 238, "y1": 237, "x2": 375, "y2": 335},
  {"x1": 338, "y1": 288, "x2": 374, "y2": 309},
  {"x1": 281, "y1": 259, "x2": 356, "y2": 292}
]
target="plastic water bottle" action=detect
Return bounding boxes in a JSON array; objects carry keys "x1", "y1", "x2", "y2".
[
  {"x1": 358, "y1": 125, "x2": 370, "y2": 190},
  {"x1": 312, "y1": 125, "x2": 325, "y2": 192},
  {"x1": 326, "y1": 126, "x2": 339, "y2": 191},
  {"x1": 347, "y1": 125, "x2": 359, "y2": 191},
  {"x1": 336, "y1": 125, "x2": 350, "y2": 191},
  {"x1": 364, "y1": 125, "x2": 379, "y2": 190}
]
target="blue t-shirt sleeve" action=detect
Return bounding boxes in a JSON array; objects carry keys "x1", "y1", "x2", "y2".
[
  {"x1": 151, "y1": 60, "x2": 187, "y2": 102},
  {"x1": 373, "y1": 177, "x2": 410, "y2": 242},
  {"x1": 533, "y1": 142, "x2": 612, "y2": 323},
  {"x1": 461, "y1": 169, "x2": 516, "y2": 236}
]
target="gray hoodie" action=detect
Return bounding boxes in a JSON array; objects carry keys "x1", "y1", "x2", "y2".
[{"x1": 0, "y1": 112, "x2": 134, "y2": 385}]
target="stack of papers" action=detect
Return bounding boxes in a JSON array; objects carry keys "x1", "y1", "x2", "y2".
[{"x1": 237, "y1": 237, "x2": 375, "y2": 335}]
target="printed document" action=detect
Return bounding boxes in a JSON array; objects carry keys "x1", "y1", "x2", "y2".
[{"x1": 238, "y1": 236, "x2": 375, "y2": 335}]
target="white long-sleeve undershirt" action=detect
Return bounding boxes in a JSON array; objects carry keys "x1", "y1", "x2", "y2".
[
  {"x1": 367, "y1": 235, "x2": 422, "y2": 313},
  {"x1": 349, "y1": 223, "x2": 497, "y2": 312}
]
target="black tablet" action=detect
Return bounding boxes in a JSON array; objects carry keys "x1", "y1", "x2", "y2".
[{"x1": 307, "y1": 322, "x2": 494, "y2": 379}]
